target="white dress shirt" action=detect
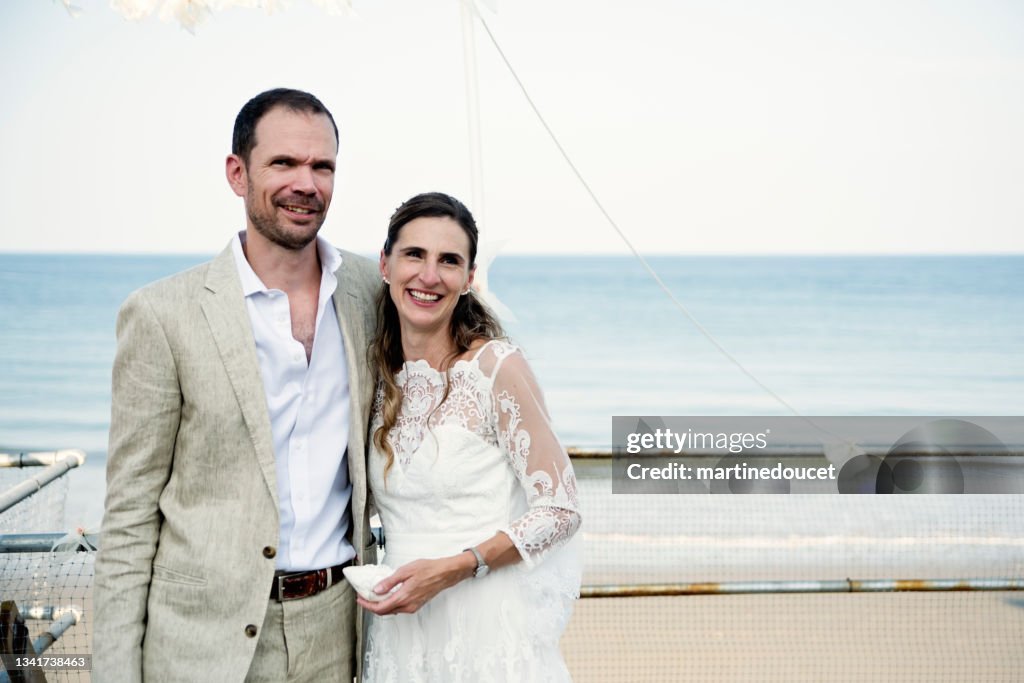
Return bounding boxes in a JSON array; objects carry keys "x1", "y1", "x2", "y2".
[{"x1": 232, "y1": 232, "x2": 355, "y2": 571}]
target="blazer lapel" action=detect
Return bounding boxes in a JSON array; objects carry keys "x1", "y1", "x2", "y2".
[
  {"x1": 201, "y1": 244, "x2": 279, "y2": 509},
  {"x1": 334, "y1": 258, "x2": 371, "y2": 396}
]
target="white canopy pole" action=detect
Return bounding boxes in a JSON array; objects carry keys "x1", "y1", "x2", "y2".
[{"x1": 459, "y1": 0, "x2": 488, "y2": 294}]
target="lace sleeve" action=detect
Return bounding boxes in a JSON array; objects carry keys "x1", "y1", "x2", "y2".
[{"x1": 492, "y1": 349, "x2": 581, "y2": 569}]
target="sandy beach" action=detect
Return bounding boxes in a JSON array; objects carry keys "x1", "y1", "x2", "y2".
[
  {"x1": 561, "y1": 591, "x2": 1024, "y2": 681},
  {"x1": 3, "y1": 555, "x2": 1023, "y2": 681}
]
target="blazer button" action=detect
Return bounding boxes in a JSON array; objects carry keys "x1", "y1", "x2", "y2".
[
  {"x1": 245, "y1": 624, "x2": 258, "y2": 638},
  {"x1": 263, "y1": 546, "x2": 276, "y2": 559}
]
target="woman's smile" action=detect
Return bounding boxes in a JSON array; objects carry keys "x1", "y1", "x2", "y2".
[
  {"x1": 381, "y1": 215, "x2": 474, "y2": 340},
  {"x1": 407, "y1": 288, "x2": 442, "y2": 304}
]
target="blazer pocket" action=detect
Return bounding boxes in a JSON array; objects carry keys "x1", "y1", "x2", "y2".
[{"x1": 152, "y1": 564, "x2": 207, "y2": 586}]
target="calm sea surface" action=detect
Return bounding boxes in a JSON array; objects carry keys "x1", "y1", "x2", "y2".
[{"x1": 2, "y1": 253, "x2": 1022, "y2": 580}]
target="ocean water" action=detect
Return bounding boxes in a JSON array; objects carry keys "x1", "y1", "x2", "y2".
[
  {"x1": 1, "y1": 253, "x2": 1023, "y2": 580},
  {"x1": 494, "y1": 255, "x2": 1024, "y2": 440},
  {"x1": 5, "y1": 253, "x2": 1021, "y2": 453}
]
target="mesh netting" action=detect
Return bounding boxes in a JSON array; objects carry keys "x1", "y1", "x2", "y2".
[
  {"x1": 562, "y1": 591, "x2": 1024, "y2": 682},
  {"x1": 0, "y1": 552, "x2": 94, "y2": 682},
  {"x1": 0, "y1": 467, "x2": 68, "y2": 534},
  {"x1": 561, "y1": 460, "x2": 1024, "y2": 681},
  {"x1": 3, "y1": 459, "x2": 1022, "y2": 681},
  {"x1": 1, "y1": 465, "x2": 89, "y2": 680}
]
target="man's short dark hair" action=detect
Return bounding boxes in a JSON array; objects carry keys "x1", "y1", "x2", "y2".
[{"x1": 232, "y1": 88, "x2": 339, "y2": 166}]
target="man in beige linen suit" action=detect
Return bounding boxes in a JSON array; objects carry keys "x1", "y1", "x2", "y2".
[{"x1": 93, "y1": 89, "x2": 378, "y2": 682}]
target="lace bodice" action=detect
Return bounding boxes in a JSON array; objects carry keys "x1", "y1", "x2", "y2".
[{"x1": 369, "y1": 340, "x2": 581, "y2": 568}]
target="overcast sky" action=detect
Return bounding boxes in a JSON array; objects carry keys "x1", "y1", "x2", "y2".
[{"x1": 1, "y1": 0, "x2": 1022, "y2": 255}]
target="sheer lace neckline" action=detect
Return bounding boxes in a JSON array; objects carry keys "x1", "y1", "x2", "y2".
[{"x1": 397, "y1": 340, "x2": 499, "y2": 381}]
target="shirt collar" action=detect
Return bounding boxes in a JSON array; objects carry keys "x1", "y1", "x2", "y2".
[{"x1": 231, "y1": 231, "x2": 342, "y2": 298}]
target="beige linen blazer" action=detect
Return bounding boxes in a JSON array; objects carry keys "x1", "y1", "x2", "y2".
[{"x1": 93, "y1": 243, "x2": 379, "y2": 682}]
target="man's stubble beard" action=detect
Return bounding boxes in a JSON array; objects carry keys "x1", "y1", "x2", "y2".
[{"x1": 246, "y1": 180, "x2": 325, "y2": 252}]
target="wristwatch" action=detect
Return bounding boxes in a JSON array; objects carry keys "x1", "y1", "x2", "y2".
[{"x1": 464, "y1": 546, "x2": 490, "y2": 579}]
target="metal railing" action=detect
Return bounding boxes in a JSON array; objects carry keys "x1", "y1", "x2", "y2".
[
  {"x1": 0, "y1": 450, "x2": 86, "y2": 514},
  {"x1": 0, "y1": 533, "x2": 99, "y2": 554},
  {"x1": 581, "y1": 577, "x2": 1024, "y2": 598},
  {"x1": 1, "y1": 453, "x2": 90, "y2": 678},
  {"x1": 3, "y1": 533, "x2": 1020, "y2": 598}
]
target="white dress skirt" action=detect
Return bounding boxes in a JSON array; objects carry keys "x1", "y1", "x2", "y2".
[{"x1": 363, "y1": 340, "x2": 582, "y2": 683}]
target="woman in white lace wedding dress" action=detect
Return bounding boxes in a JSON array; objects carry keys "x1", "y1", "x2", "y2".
[{"x1": 359, "y1": 193, "x2": 582, "y2": 682}]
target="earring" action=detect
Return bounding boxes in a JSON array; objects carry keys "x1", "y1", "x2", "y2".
[
  {"x1": 382, "y1": 277, "x2": 391, "y2": 285},
  {"x1": 461, "y1": 287, "x2": 471, "y2": 296}
]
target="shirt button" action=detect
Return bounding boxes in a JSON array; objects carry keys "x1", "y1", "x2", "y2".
[
  {"x1": 262, "y1": 546, "x2": 276, "y2": 559},
  {"x1": 245, "y1": 624, "x2": 258, "y2": 638}
]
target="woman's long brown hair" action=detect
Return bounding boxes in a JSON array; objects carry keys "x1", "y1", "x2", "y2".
[{"x1": 369, "y1": 192, "x2": 505, "y2": 482}]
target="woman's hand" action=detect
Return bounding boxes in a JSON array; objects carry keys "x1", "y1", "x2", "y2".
[{"x1": 357, "y1": 553, "x2": 476, "y2": 615}]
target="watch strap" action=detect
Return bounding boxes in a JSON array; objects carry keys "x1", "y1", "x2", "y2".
[{"x1": 464, "y1": 546, "x2": 488, "y2": 578}]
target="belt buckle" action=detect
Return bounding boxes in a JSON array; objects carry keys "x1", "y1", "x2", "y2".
[
  {"x1": 275, "y1": 565, "x2": 341, "y2": 601},
  {"x1": 276, "y1": 571, "x2": 313, "y2": 602}
]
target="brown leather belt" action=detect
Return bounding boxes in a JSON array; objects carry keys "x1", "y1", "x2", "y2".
[{"x1": 270, "y1": 560, "x2": 353, "y2": 601}]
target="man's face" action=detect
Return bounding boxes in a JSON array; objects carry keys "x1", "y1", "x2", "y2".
[{"x1": 232, "y1": 107, "x2": 338, "y2": 251}]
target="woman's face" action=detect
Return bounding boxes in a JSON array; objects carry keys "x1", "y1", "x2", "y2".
[{"x1": 380, "y1": 215, "x2": 475, "y2": 340}]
